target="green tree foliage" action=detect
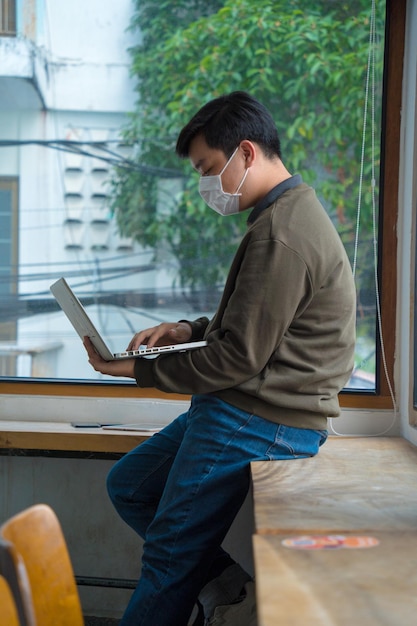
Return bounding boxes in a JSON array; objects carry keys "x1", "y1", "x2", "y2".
[{"x1": 111, "y1": 0, "x2": 385, "y2": 317}]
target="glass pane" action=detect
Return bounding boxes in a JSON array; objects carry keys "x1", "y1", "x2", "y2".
[
  {"x1": 0, "y1": 241, "x2": 11, "y2": 266},
  {"x1": 0, "y1": 187, "x2": 12, "y2": 209},
  {"x1": 0, "y1": 0, "x2": 16, "y2": 34},
  {"x1": 0, "y1": 187, "x2": 13, "y2": 297},
  {"x1": 0, "y1": 0, "x2": 386, "y2": 387}
]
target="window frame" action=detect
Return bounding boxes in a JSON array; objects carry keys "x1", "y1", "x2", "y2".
[{"x1": 0, "y1": 0, "x2": 405, "y2": 409}]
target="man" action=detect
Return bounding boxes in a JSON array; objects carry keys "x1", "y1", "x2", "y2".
[{"x1": 84, "y1": 91, "x2": 356, "y2": 626}]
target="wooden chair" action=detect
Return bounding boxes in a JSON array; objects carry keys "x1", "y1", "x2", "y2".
[
  {"x1": 0, "y1": 538, "x2": 36, "y2": 626},
  {"x1": 0, "y1": 574, "x2": 20, "y2": 626},
  {"x1": 0, "y1": 504, "x2": 84, "y2": 626}
]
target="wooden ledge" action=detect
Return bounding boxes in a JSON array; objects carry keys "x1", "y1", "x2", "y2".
[
  {"x1": 253, "y1": 530, "x2": 417, "y2": 626},
  {"x1": 251, "y1": 436, "x2": 417, "y2": 626},
  {"x1": 0, "y1": 421, "x2": 152, "y2": 454},
  {"x1": 251, "y1": 436, "x2": 417, "y2": 534}
]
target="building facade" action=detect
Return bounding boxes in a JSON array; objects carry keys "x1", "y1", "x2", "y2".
[{"x1": 0, "y1": 0, "x2": 165, "y2": 379}]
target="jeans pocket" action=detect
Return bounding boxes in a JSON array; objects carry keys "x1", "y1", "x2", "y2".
[{"x1": 266, "y1": 424, "x2": 327, "y2": 460}]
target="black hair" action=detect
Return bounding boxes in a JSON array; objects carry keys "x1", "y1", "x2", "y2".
[{"x1": 176, "y1": 91, "x2": 282, "y2": 160}]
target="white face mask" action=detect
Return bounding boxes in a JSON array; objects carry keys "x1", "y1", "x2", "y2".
[{"x1": 199, "y1": 147, "x2": 249, "y2": 216}]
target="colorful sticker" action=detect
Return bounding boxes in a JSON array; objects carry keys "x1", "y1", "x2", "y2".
[{"x1": 282, "y1": 535, "x2": 380, "y2": 550}]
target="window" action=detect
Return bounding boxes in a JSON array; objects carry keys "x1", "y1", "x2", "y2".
[
  {"x1": 0, "y1": 178, "x2": 18, "y2": 376},
  {"x1": 0, "y1": 0, "x2": 16, "y2": 35},
  {"x1": 0, "y1": 0, "x2": 404, "y2": 410}
]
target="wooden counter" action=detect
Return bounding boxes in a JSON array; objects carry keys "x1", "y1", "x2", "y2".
[{"x1": 251, "y1": 437, "x2": 417, "y2": 625}]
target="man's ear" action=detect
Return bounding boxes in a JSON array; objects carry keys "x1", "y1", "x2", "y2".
[{"x1": 239, "y1": 140, "x2": 257, "y2": 167}]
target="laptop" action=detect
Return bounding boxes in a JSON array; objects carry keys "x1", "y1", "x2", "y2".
[{"x1": 50, "y1": 277, "x2": 207, "y2": 361}]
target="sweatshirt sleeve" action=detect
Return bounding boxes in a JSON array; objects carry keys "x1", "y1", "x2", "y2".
[
  {"x1": 178, "y1": 316, "x2": 210, "y2": 341},
  {"x1": 133, "y1": 237, "x2": 313, "y2": 394}
]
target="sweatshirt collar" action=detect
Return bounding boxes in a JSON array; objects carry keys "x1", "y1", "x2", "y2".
[{"x1": 247, "y1": 174, "x2": 303, "y2": 224}]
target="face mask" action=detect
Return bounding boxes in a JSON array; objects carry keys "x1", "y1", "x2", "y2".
[{"x1": 199, "y1": 147, "x2": 249, "y2": 216}]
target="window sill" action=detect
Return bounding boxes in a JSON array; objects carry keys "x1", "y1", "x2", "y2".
[{"x1": 0, "y1": 421, "x2": 153, "y2": 454}]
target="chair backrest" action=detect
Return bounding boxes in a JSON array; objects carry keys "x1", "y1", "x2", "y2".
[
  {"x1": 0, "y1": 504, "x2": 84, "y2": 626},
  {"x1": 0, "y1": 574, "x2": 20, "y2": 626},
  {"x1": 0, "y1": 538, "x2": 36, "y2": 626}
]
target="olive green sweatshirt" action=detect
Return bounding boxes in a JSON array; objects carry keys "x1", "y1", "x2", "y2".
[{"x1": 134, "y1": 180, "x2": 356, "y2": 430}]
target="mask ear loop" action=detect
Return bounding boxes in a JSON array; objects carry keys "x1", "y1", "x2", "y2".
[
  {"x1": 234, "y1": 167, "x2": 249, "y2": 195},
  {"x1": 219, "y1": 147, "x2": 239, "y2": 176}
]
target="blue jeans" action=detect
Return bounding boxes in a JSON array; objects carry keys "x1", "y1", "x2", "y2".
[{"x1": 107, "y1": 394, "x2": 327, "y2": 626}]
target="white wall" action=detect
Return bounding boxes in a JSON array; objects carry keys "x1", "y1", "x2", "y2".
[
  {"x1": 39, "y1": 0, "x2": 136, "y2": 64},
  {"x1": 34, "y1": 0, "x2": 137, "y2": 112}
]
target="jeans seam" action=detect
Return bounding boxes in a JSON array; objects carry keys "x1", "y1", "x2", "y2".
[{"x1": 126, "y1": 453, "x2": 173, "y2": 501}]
